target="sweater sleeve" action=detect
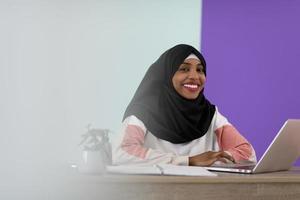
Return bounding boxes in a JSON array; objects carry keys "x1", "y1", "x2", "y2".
[
  {"x1": 112, "y1": 115, "x2": 188, "y2": 166},
  {"x1": 213, "y1": 109, "x2": 257, "y2": 163}
]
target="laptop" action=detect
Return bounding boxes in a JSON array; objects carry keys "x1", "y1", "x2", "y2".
[{"x1": 205, "y1": 119, "x2": 300, "y2": 174}]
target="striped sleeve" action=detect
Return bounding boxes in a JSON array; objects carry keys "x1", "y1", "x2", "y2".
[
  {"x1": 213, "y1": 109, "x2": 257, "y2": 163},
  {"x1": 112, "y1": 115, "x2": 189, "y2": 166}
]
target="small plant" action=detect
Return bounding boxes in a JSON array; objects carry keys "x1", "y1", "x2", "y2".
[{"x1": 79, "y1": 124, "x2": 111, "y2": 151}]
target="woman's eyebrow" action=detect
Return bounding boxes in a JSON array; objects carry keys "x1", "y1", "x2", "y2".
[
  {"x1": 181, "y1": 62, "x2": 191, "y2": 65},
  {"x1": 181, "y1": 62, "x2": 203, "y2": 66}
]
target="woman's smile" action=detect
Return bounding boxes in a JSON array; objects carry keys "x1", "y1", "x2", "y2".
[
  {"x1": 172, "y1": 57, "x2": 206, "y2": 99},
  {"x1": 183, "y1": 83, "x2": 200, "y2": 93}
]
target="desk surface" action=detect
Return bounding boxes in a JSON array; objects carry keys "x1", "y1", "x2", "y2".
[
  {"x1": 69, "y1": 167, "x2": 300, "y2": 200},
  {"x1": 76, "y1": 167, "x2": 300, "y2": 183}
]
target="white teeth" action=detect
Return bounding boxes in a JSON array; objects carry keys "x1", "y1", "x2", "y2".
[{"x1": 184, "y1": 84, "x2": 198, "y2": 89}]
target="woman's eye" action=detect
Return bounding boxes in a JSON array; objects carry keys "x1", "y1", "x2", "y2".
[
  {"x1": 197, "y1": 68, "x2": 204, "y2": 73},
  {"x1": 179, "y1": 67, "x2": 189, "y2": 72}
]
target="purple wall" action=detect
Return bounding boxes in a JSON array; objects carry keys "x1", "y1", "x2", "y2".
[{"x1": 201, "y1": 0, "x2": 300, "y2": 166}]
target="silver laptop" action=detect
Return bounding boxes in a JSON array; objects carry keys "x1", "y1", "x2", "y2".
[{"x1": 205, "y1": 119, "x2": 300, "y2": 174}]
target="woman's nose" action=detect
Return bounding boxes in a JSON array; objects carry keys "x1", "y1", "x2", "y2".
[{"x1": 188, "y1": 69, "x2": 199, "y2": 79}]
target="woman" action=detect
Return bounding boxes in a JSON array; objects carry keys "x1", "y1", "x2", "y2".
[{"x1": 113, "y1": 44, "x2": 256, "y2": 166}]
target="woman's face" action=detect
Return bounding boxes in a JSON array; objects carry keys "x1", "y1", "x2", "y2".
[{"x1": 172, "y1": 58, "x2": 206, "y2": 100}]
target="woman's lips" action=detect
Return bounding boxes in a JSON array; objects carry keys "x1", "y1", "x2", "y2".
[{"x1": 183, "y1": 83, "x2": 199, "y2": 93}]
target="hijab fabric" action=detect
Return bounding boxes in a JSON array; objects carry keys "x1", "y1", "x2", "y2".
[{"x1": 123, "y1": 44, "x2": 216, "y2": 144}]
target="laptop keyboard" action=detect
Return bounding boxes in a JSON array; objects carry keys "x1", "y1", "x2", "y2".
[{"x1": 211, "y1": 162, "x2": 256, "y2": 169}]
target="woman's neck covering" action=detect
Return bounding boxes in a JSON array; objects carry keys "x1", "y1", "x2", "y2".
[{"x1": 123, "y1": 44, "x2": 216, "y2": 144}]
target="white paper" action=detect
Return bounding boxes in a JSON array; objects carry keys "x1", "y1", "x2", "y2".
[
  {"x1": 158, "y1": 164, "x2": 217, "y2": 176},
  {"x1": 106, "y1": 164, "x2": 217, "y2": 176},
  {"x1": 106, "y1": 165, "x2": 161, "y2": 175}
]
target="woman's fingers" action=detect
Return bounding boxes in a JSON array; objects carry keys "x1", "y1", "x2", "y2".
[
  {"x1": 216, "y1": 157, "x2": 228, "y2": 163},
  {"x1": 189, "y1": 151, "x2": 236, "y2": 166},
  {"x1": 218, "y1": 151, "x2": 235, "y2": 163}
]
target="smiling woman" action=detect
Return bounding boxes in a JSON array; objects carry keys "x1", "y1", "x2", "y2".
[
  {"x1": 172, "y1": 54, "x2": 206, "y2": 100},
  {"x1": 113, "y1": 44, "x2": 257, "y2": 167}
]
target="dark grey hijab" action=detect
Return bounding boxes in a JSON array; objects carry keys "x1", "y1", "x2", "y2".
[{"x1": 123, "y1": 44, "x2": 216, "y2": 144}]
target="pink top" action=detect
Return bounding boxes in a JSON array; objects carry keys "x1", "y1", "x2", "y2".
[{"x1": 113, "y1": 107, "x2": 256, "y2": 166}]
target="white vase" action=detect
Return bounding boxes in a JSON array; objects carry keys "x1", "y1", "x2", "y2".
[{"x1": 78, "y1": 150, "x2": 107, "y2": 174}]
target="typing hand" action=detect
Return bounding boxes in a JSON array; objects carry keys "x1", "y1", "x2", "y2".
[
  {"x1": 214, "y1": 158, "x2": 235, "y2": 165},
  {"x1": 189, "y1": 151, "x2": 235, "y2": 167}
]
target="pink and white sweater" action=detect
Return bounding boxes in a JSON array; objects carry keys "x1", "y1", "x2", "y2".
[{"x1": 113, "y1": 108, "x2": 256, "y2": 166}]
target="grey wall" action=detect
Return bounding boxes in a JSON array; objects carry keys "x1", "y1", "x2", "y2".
[
  {"x1": 201, "y1": 0, "x2": 300, "y2": 165},
  {"x1": 0, "y1": 1, "x2": 201, "y2": 199}
]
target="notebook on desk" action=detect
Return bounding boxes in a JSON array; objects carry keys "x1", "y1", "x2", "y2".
[
  {"x1": 205, "y1": 119, "x2": 300, "y2": 174},
  {"x1": 106, "y1": 164, "x2": 217, "y2": 176}
]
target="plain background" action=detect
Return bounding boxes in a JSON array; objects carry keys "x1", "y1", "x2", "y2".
[
  {"x1": 202, "y1": 0, "x2": 300, "y2": 165},
  {"x1": 0, "y1": 1, "x2": 201, "y2": 199}
]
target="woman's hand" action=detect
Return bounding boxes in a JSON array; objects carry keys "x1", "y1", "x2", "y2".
[{"x1": 188, "y1": 151, "x2": 235, "y2": 166}]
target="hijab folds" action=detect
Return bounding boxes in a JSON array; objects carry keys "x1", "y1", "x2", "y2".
[{"x1": 123, "y1": 44, "x2": 216, "y2": 144}]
